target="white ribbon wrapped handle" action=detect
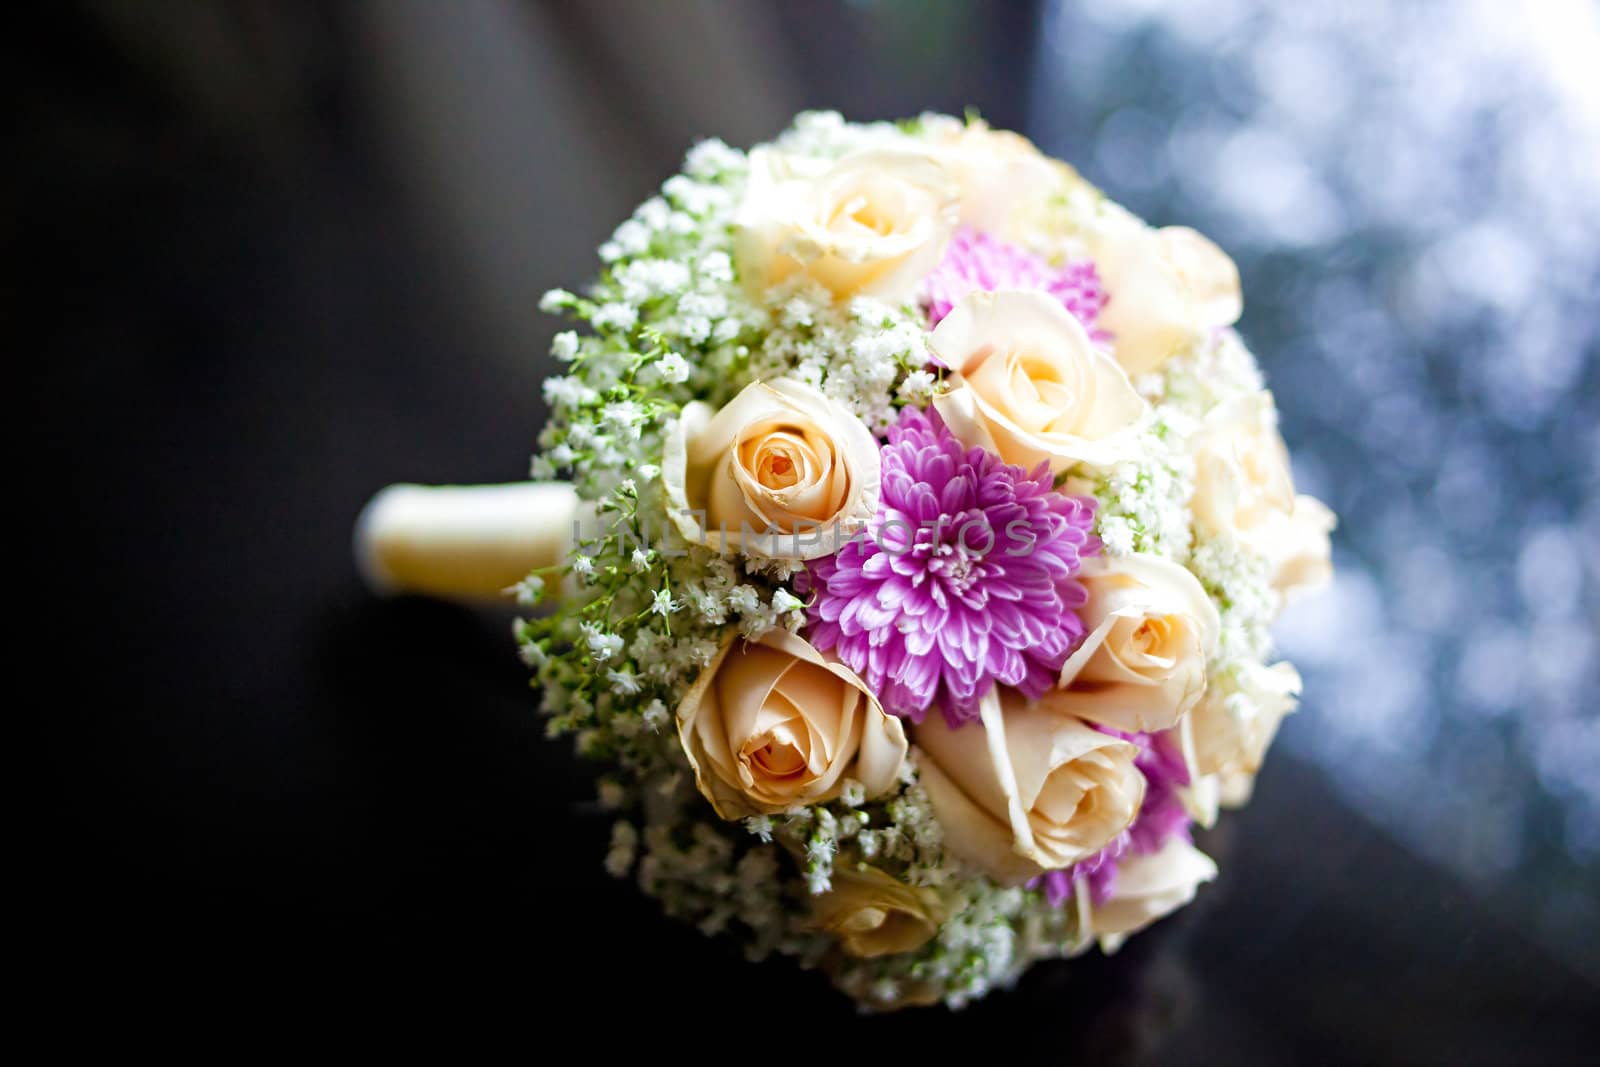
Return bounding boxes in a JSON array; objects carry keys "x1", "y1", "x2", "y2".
[{"x1": 353, "y1": 482, "x2": 578, "y2": 602}]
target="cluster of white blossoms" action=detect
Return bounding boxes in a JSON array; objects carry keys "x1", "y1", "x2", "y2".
[{"x1": 516, "y1": 112, "x2": 1334, "y2": 1009}]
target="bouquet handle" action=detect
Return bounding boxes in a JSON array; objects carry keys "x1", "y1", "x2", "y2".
[{"x1": 353, "y1": 482, "x2": 577, "y2": 602}]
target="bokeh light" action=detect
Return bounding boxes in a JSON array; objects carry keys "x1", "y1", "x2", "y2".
[{"x1": 1032, "y1": 0, "x2": 1599, "y2": 969}]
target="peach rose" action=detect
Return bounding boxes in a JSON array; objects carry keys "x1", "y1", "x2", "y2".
[
  {"x1": 921, "y1": 116, "x2": 1060, "y2": 236},
  {"x1": 930, "y1": 289, "x2": 1149, "y2": 472},
  {"x1": 1047, "y1": 555, "x2": 1221, "y2": 734},
  {"x1": 1190, "y1": 391, "x2": 1334, "y2": 603},
  {"x1": 1087, "y1": 208, "x2": 1243, "y2": 375},
  {"x1": 1191, "y1": 391, "x2": 1295, "y2": 539},
  {"x1": 1075, "y1": 838, "x2": 1217, "y2": 952},
  {"x1": 734, "y1": 147, "x2": 959, "y2": 303},
  {"x1": 1186, "y1": 660, "x2": 1300, "y2": 799},
  {"x1": 1262, "y1": 494, "x2": 1336, "y2": 607},
  {"x1": 915, "y1": 687, "x2": 1145, "y2": 885},
  {"x1": 810, "y1": 865, "x2": 944, "y2": 958},
  {"x1": 663, "y1": 378, "x2": 880, "y2": 560},
  {"x1": 1183, "y1": 763, "x2": 1270, "y2": 824},
  {"x1": 675, "y1": 629, "x2": 907, "y2": 820}
]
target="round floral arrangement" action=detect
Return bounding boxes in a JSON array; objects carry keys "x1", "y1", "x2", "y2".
[{"x1": 358, "y1": 111, "x2": 1335, "y2": 1009}]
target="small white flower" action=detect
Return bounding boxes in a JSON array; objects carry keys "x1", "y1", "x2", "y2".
[
  {"x1": 509, "y1": 574, "x2": 544, "y2": 607},
  {"x1": 679, "y1": 291, "x2": 727, "y2": 320},
  {"x1": 661, "y1": 174, "x2": 696, "y2": 204},
  {"x1": 608, "y1": 667, "x2": 641, "y2": 695},
  {"x1": 651, "y1": 588, "x2": 679, "y2": 617},
  {"x1": 805, "y1": 833, "x2": 836, "y2": 894},
  {"x1": 684, "y1": 137, "x2": 743, "y2": 178},
  {"x1": 630, "y1": 547, "x2": 653, "y2": 572},
  {"x1": 780, "y1": 296, "x2": 816, "y2": 329},
  {"x1": 685, "y1": 637, "x2": 720, "y2": 666},
  {"x1": 897, "y1": 368, "x2": 938, "y2": 404},
  {"x1": 581, "y1": 623, "x2": 623, "y2": 662},
  {"x1": 771, "y1": 588, "x2": 804, "y2": 614},
  {"x1": 1133, "y1": 371, "x2": 1165, "y2": 397},
  {"x1": 690, "y1": 587, "x2": 725, "y2": 623},
  {"x1": 602, "y1": 400, "x2": 645, "y2": 439},
  {"x1": 542, "y1": 376, "x2": 596, "y2": 409},
  {"x1": 538, "y1": 288, "x2": 572, "y2": 313},
  {"x1": 571, "y1": 554, "x2": 595, "y2": 578},
  {"x1": 747, "y1": 556, "x2": 807, "y2": 582},
  {"x1": 1099, "y1": 516, "x2": 1137, "y2": 556},
  {"x1": 704, "y1": 556, "x2": 737, "y2": 587},
  {"x1": 738, "y1": 610, "x2": 776, "y2": 639},
  {"x1": 617, "y1": 259, "x2": 691, "y2": 304},
  {"x1": 612, "y1": 219, "x2": 651, "y2": 256},
  {"x1": 698, "y1": 250, "x2": 734, "y2": 283},
  {"x1": 675, "y1": 315, "x2": 713, "y2": 345},
  {"x1": 636, "y1": 197, "x2": 670, "y2": 230},
  {"x1": 550, "y1": 330, "x2": 580, "y2": 362},
  {"x1": 726, "y1": 585, "x2": 761, "y2": 615},
  {"x1": 655, "y1": 351, "x2": 691, "y2": 384},
  {"x1": 642, "y1": 699, "x2": 669, "y2": 732},
  {"x1": 662, "y1": 175, "x2": 728, "y2": 216},
  {"x1": 744, "y1": 815, "x2": 773, "y2": 842},
  {"x1": 630, "y1": 629, "x2": 665, "y2": 664},
  {"x1": 593, "y1": 302, "x2": 638, "y2": 333}
]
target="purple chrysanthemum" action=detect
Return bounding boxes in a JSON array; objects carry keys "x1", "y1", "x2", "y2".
[
  {"x1": 923, "y1": 227, "x2": 1108, "y2": 341},
  {"x1": 1033, "y1": 730, "x2": 1195, "y2": 907},
  {"x1": 805, "y1": 406, "x2": 1098, "y2": 728}
]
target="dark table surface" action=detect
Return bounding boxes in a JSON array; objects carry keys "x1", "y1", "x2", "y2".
[{"x1": 22, "y1": 2, "x2": 1597, "y2": 1058}]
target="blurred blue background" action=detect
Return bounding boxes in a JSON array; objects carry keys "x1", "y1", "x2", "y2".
[{"x1": 1030, "y1": 0, "x2": 1600, "y2": 972}]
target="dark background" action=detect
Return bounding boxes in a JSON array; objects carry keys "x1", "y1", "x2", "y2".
[{"x1": 22, "y1": 1, "x2": 1597, "y2": 1056}]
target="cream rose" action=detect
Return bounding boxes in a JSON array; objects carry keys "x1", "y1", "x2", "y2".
[
  {"x1": 1186, "y1": 659, "x2": 1299, "y2": 792},
  {"x1": 1263, "y1": 494, "x2": 1336, "y2": 606},
  {"x1": 1181, "y1": 764, "x2": 1265, "y2": 824},
  {"x1": 1190, "y1": 391, "x2": 1333, "y2": 602},
  {"x1": 915, "y1": 687, "x2": 1145, "y2": 885},
  {"x1": 1075, "y1": 839, "x2": 1217, "y2": 952},
  {"x1": 1087, "y1": 208, "x2": 1242, "y2": 375},
  {"x1": 1215, "y1": 767, "x2": 1260, "y2": 808},
  {"x1": 1047, "y1": 555, "x2": 1221, "y2": 734},
  {"x1": 930, "y1": 289, "x2": 1149, "y2": 472},
  {"x1": 921, "y1": 116, "x2": 1060, "y2": 236},
  {"x1": 663, "y1": 378, "x2": 880, "y2": 560},
  {"x1": 810, "y1": 865, "x2": 944, "y2": 958},
  {"x1": 1191, "y1": 391, "x2": 1294, "y2": 540},
  {"x1": 675, "y1": 629, "x2": 907, "y2": 820},
  {"x1": 734, "y1": 147, "x2": 959, "y2": 303}
]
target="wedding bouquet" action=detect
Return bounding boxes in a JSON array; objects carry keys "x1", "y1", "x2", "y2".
[{"x1": 359, "y1": 111, "x2": 1334, "y2": 1009}]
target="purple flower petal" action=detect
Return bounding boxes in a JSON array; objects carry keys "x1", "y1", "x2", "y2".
[{"x1": 805, "y1": 405, "x2": 1099, "y2": 727}]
